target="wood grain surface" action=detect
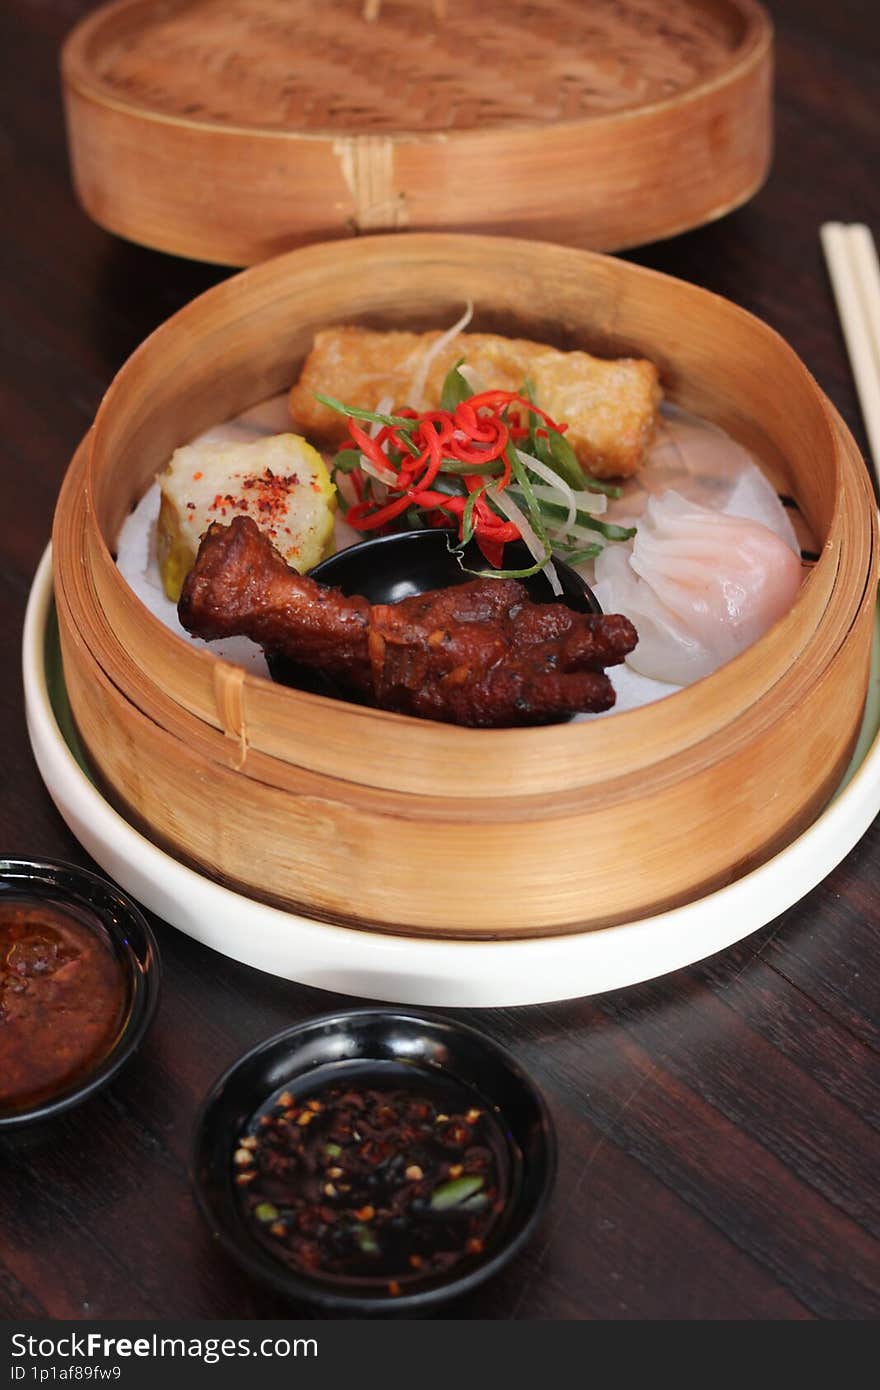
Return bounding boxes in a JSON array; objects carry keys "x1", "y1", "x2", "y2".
[{"x1": 1, "y1": 0, "x2": 879, "y2": 1320}]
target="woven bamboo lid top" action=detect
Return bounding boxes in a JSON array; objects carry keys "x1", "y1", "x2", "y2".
[{"x1": 67, "y1": 0, "x2": 764, "y2": 137}]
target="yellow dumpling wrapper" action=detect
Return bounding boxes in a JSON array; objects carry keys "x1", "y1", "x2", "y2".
[{"x1": 156, "y1": 433, "x2": 336, "y2": 601}]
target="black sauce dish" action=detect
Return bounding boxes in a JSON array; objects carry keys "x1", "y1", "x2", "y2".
[
  {"x1": 268, "y1": 527, "x2": 601, "y2": 702},
  {"x1": 311, "y1": 528, "x2": 601, "y2": 610},
  {"x1": 192, "y1": 1010, "x2": 557, "y2": 1314},
  {"x1": 0, "y1": 857, "x2": 160, "y2": 1131}
]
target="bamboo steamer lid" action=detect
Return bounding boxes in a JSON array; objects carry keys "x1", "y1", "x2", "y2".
[{"x1": 61, "y1": 0, "x2": 773, "y2": 265}]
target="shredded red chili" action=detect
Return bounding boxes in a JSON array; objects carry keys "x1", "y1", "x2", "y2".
[{"x1": 339, "y1": 391, "x2": 568, "y2": 563}]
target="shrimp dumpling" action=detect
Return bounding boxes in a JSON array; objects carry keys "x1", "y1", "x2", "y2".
[{"x1": 592, "y1": 490, "x2": 804, "y2": 685}]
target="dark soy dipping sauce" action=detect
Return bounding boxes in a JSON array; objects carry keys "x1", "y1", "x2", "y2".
[
  {"x1": 234, "y1": 1061, "x2": 516, "y2": 1293},
  {"x1": 0, "y1": 898, "x2": 128, "y2": 1113}
]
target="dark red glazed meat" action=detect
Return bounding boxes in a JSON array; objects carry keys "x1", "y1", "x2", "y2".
[{"x1": 178, "y1": 515, "x2": 637, "y2": 727}]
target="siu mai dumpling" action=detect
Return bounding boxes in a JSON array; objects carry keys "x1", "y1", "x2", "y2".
[
  {"x1": 592, "y1": 490, "x2": 803, "y2": 685},
  {"x1": 156, "y1": 433, "x2": 336, "y2": 602}
]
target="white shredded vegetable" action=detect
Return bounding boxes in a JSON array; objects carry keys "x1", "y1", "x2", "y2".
[
  {"x1": 408, "y1": 301, "x2": 474, "y2": 410},
  {"x1": 360, "y1": 394, "x2": 398, "y2": 484},
  {"x1": 458, "y1": 363, "x2": 487, "y2": 395},
  {"x1": 515, "y1": 449, "x2": 577, "y2": 535},
  {"x1": 487, "y1": 484, "x2": 563, "y2": 596},
  {"x1": 369, "y1": 396, "x2": 394, "y2": 438},
  {"x1": 359, "y1": 455, "x2": 397, "y2": 486},
  {"x1": 558, "y1": 523, "x2": 608, "y2": 549},
  {"x1": 514, "y1": 482, "x2": 607, "y2": 516}
]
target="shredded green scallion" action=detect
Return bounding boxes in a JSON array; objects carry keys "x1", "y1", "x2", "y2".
[{"x1": 321, "y1": 365, "x2": 635, "y2": 564}]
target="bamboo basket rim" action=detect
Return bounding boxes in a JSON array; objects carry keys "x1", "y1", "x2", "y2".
[
  {"x1": 61, "y1": 0, "x2": 772, "y2": 147},
  {"x1": 81, "y1": 231, "x2": 851, "y2": 759}
]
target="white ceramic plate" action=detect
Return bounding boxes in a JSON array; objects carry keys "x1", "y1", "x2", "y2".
[{"x1": 24, "y1": 547, "x2": 880, "y2": 1007}]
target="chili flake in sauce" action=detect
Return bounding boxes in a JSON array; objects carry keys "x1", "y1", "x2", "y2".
[
  {"x1": 0, "y1": 899, "x2": 127, "y2": 1112},
  {"x1": 235, "y1": 1068, "x2": 510, "y2": 1291}
]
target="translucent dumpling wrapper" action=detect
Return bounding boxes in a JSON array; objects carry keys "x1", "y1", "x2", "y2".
[
  {"x1": 602, "y1": 404, "x2": 801, "y2": 553},
  {"x1": 592, "y1": 490, "x2": 804, "y2": 685}
]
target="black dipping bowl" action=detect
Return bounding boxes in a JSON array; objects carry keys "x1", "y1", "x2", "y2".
[
  {"x1": 192, "y1": 1010, "x2": 557, "y2": 1313},
  {"x1": 268, "y1": 528, "x2": 601, "y2": 703},
  {"x1": 0, "y1": 857, "x2": 160, "y2": 1130},
  {"x1": 311, "y1": 529, "x2": 601, "y2": 610}
]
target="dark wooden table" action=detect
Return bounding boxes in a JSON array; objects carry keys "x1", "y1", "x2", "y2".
[{"x1": 2, "y1": 0, "x2": 879, "y2": 1321}]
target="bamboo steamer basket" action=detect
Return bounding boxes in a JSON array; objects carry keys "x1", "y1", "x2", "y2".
[
  {"x1": 52, "y1": 234, "x2": 877, "y2": 938},
  {"x1": 61, "y1": 0, "x2": 773, "y2": 265}
]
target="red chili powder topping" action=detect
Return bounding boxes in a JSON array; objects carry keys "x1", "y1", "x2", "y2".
[{"x1": 207, "y1": 469, "x2": 302, "y2": 543}]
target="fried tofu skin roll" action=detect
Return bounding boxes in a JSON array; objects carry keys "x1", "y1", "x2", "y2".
[{"x1": 289, "y1": 327, "x2": 662, "y2": 479}]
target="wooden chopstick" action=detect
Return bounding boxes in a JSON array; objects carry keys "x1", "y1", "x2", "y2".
[
  {"x1": 848, "y1": 226, "x2": 880, "y2": 381},
  {"x1": 821, "y1": 222, "x2": 880, "y2": 484}
]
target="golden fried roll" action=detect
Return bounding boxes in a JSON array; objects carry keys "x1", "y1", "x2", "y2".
[{"x1": 289, "y1": 327, "x2": 662, "y2": 478}]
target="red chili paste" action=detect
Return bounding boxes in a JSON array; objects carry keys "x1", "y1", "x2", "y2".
[{"x1": 0, "y1": 899, "x2": 127, "y2": 1112}]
